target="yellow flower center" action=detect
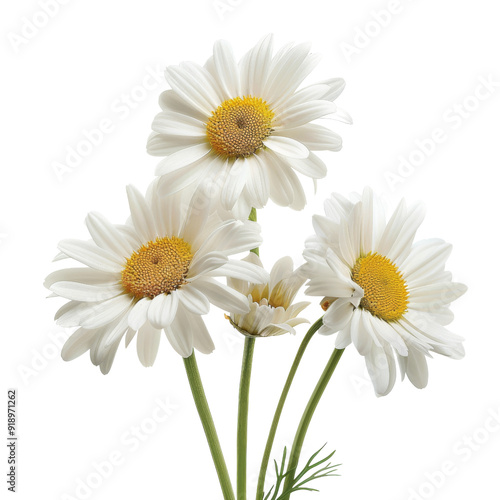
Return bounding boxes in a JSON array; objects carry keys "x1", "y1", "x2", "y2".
[
  {"x1": 121, "y1": 237, "x2": 193, "y2": 299},
  {"x1": 206, "y1": 96, "x2": 274, "y2": 157},
  {"x1": 351, "y1": 252, "x2": 409, "y2": 322}
]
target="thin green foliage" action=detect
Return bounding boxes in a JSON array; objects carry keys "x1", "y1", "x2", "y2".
[{"x1": 264, "y1": 445, "x2": 340, "y2": 500}]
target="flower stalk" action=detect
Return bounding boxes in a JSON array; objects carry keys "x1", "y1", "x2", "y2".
[
  {"x1": 255, "y1": 317, "x2": 323, "y2": 500},
  {"x1": 249, "y1": 208, "x2": 259, "y2": 256},
  {"x1": 183, "y1": 353, "x2": 235, "y2": 500},
  {"x1": 281, "y1": 348, "x2": 344, "y2": 500},
  {"x1": 237, "y1": 337, "x2": 256, "y2": 500}
]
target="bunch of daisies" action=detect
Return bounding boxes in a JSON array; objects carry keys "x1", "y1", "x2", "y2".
[{"x1": 45, "y1": 35, "x2": 466, "y2": 500}]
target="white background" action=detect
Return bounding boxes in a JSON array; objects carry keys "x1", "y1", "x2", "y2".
[{"x1": 2, "y1": 1, "x2": 499, "y2": 499}]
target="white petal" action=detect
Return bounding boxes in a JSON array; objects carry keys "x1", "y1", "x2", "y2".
[
  {"x1": 370, "y1": 316, "x2": 408, "y2": 356},
  {"x1": 335, "y1": 327, "x2": 352, "y2": 348},
  {"x1": 175, "y1": 305, "x2": 215, "y2": 355},
  {"x1": 286, "y1": 152, "x2": 327, "y2": 179},
  {"x1": 85, "y1": 212, "x2": 134, "y2": 256},
  {"x1": 189, "y1": 251, "x2": 228, "y2": 279},
  {"x1": 240, "y1": 34, "x2": 273, "y2": 96},
  {"x1": 80, "y1": 294, "x2": 134, "y2": 329},
  {"x1": 157, "y1": 162, "x2": 204, "y2": 197},
  {"x1": 165, "y1": 311, "x2": 194, "y2": 358},
  {"x1": 191, "y1": 277, "x2": 249, "y2": 314},
  {"x1": 102, "y1": 312, "x2": 130, "y2": 348},
  {"x1": 277, "y1": 84, "x2": 332, "y2": 109},
  {"x1": 155, "y1": 143, "x2": 211, "y2": 176},
  {"x1": 406, "y1": 347, "x2": 429, "y2": 389},
  {"x1": 99, "y1": 339, "x2": 121, "y2": 375},
  {"x1": 147, "y1": 292, "x2": 179, "y2": 329},
  {"x1": 265, "y1": 43, "x2": 320, "y2": 104},
  {"x1": 165, "y1": 64, "x2": 219, "y2": 115},
  {"x1": 125, "y1": 327, "x2": 137, "y2": 347},
  {"x1": 176, "y1": 286, "x2": 210, "y2": 315},
  {"x1": 152, "y1": 111, "x2": 207, "y2": 137},
  {"x1": 365, "y1": 343, "x2": 396, "y2": 397},
  {"x1": 50, "y1": 281, "x2": 124, "y2": 302},
  {"x1": 207, "y1": 259, "x2": 268, "y2": 283},
  {"x1": 403, "y1": 239, "x2": 452, "y2": 283},
  {"x1": 275, "y1": 124, "x2": 342, "y2": 152},
  {"x1": 55, "y1": 300, "x2": 93, "y2": 327},
  {"x1": 269, "y1": 256, "x2": 293, "y2": 290},
  {"x1": 264, "y1": 136, "x2": 309, "y2": 159},
  {"x1": 378, "y1": 201, "x2": 425, "y2": 264},
  {"x1": 213, "y1": 39, "x2": 240, "y2": 98},
  {"x1": 221, "y1": 158, "x2": 248, "y2": 210},
  {"x1": 58, "y1": 239, "x2": 123, "y2": 273},
  {"x1": 128, "y1": 298, "x2": 152, "y2": 331},
  {"x1": 323, "y1": 299, "x2": 355, "y2": 333},
  {"x1": 351, "y1": 310, "x2": 376, "y2": 356},
  {"x1": 265, "y1": 152, "x2": 301, "y2": 208},
  {"x1": 320, "y1": 78, "x2": 347, "y2": 101},
  {"x1": 388, "y1": 203, "x2": 426, "y2": 264},
  {"x1": 278, "y1": 100, "x2": 337, "y2": 129},
  {"x1": 147, "y1": 132, "x2": 203, "y2": 156},
  {"x1": 324, "y1": 192, "x2": 355, "y2": 224},
  {"x1": 267, "y1": 151, "x2": 307, "y2": 210},
  {"x1": 126, "y1": 185, "x2": 156, "y2": 243},
  {"x1": 137, "y1": 322, "x2": 161, "y2": 367},
  {"x1": 158, "y1": 89, "x2": 206, "y2": 120},
  {"x1": 44, "y1": 268, "x2": 119, "y2": 289},
  {"x1": 409, "y1": 282, "x2": 467, "y2": 307},
  {"x1": 61, "y1": 328, "x2": 96, "y2": 361},
  {"x1": 149, "y1": 181, "x2": 183, "y2": 237},
  {"x1": 245, "y1": 155, "x2": 270, "y2": 208},
  {"x1": 195, "y1": 219, "x2": 262, "y2": 257}
]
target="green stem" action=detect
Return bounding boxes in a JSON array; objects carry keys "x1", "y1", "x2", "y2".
[
  {"x1": 281, "y1": 348, "x2": 344, "y2": 500},
  {"x1": 183, "y1": 353, "x2": 235, "y2": 500},
  {"x1": 237, "y1": 337, "x2": 256, "y2": 500},
  {"x1": 248, "y1": 208, "x2": 259, "y2": 256},
  {"x1": 255, "y1": 317, "x2": 323, "y2": 500}
]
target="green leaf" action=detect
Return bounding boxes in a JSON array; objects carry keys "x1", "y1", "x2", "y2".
[{"x1": 263, "y1": 444, "x2": 340, "y2": 500}]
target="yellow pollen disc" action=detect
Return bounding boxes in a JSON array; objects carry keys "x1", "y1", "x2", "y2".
[
  {"x1": 351, "y1": 252, "x2": 409, "y2": 322},
  {"x1": 121, "y1": 236, "x2": 193, "y2": 299},
  {"x1": 206, "y1": 96, "x2": 274, "y2": 157}
]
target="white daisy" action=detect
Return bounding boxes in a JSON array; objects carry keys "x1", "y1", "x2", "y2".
[
  {"x1": 148, "y1": 34, "x2": 350, "y2": 219},
  {"x1": 303, "y1": 188, "x2": 466, "y2": 396},
  {"x1": 227, "y1": 253, "x2": 309, "y2": 337},
  {"x1": 45, "y1": 181, "x2": 268, "y2": 373}
]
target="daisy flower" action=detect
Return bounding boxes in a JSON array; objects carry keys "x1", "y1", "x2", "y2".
[
  {"x1": 44, "y1": 181, "x2": 268, "y2": 374},
  {"x1": 148, "y1": 34, "x2": 350, "y2": 219},
  {"x1": 303, "y1": 188, "x2": 466, "y2": 396},
  {"x1": 227, "y1": 254, "x2": 309, "y2": 337}
]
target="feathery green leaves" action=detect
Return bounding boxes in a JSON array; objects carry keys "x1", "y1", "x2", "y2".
[{"x1": 264, "y1": 445, "x2": 340, "y2": 500}]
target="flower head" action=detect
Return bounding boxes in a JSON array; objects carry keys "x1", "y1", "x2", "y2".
[
  {"x1": 45, "y1": 181, "x2": 268, "y2": 373},
  {"x1": 227, "y1": 253, "x2": 309, "y2": 337},
  {"x1": 148, "y1": 34, "x2": 350, "y2": 219},
  {"x1": 303, "y1": 188, "x2": 466, "y2": 396}
]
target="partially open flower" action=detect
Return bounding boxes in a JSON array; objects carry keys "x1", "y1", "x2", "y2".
[
  {"x1": 303, "y1": 188, "x2": 467, "y2": 396},
  {"x1": 45, "y1": 181, "x2": 268, "y2": 373},
  {"x1": 226, "y1": 253, "x2": 309, "y2": 337}
]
